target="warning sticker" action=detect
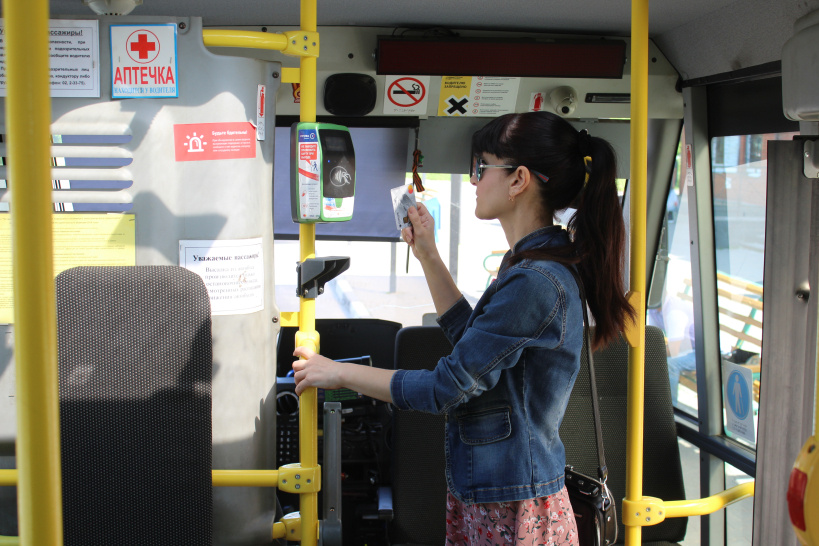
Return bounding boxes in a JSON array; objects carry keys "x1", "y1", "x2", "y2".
[
  {"x1": 110, "y1": 24, "x2": 178, "y2": 98},
  {"x1": 173, "y1": 122, "x2": 257, "y2": 162},
  {"x1": 297, "y1": 128, "x2": 321, "y2": 220},
  {"x1": 438, "y1": 76, "x2": 520, "y2": 117},
  {"x1": 438, "y1": 76, "x2": 471, "y2": 116},
  {"x1": 384, "y1": 75, "x2": 430, "y2": 115}
]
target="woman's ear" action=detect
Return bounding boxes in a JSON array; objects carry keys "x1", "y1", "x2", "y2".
[{"x1": 509, "y1": 166, "x2": 533, "y2": 199}]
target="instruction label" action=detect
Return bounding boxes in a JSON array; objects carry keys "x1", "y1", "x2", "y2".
[
  {"x1": 438, "y1": 76, "x2": 520, "y2": 117},
  {"x1": 179, "y1": 238, "x2": 264, "y2": 316},
  {"x1": 0, "y1": 19, "x2": 100, "y2": 98},
  {"x1": 296, "y1": 128, "x2": 320, "y2": 220}
]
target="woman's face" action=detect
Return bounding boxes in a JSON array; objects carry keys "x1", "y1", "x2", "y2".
[{"x1": 470, "y1": 152, "x2": 515, "y2": 220}]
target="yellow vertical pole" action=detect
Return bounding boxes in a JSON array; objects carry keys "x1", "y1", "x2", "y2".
[
  {"x1": 624, "y1": 0, "x2": 649, "y2": 545},
  {"x1": 4, "y1": 0, "x2": 64, "y2": 544},
  {"x1": 297, "y1": 0, "x2": 320, "y2": 544}
]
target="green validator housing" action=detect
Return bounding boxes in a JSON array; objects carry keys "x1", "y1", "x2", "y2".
[{"x1": 290, "y1": 122, "x2": 356, "y2": 223}]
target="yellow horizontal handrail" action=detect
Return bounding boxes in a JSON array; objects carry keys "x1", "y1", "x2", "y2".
[
  {"x1": 623, "y1": 480, "x2": 755, "y2": 528},
  {"x1": 202, "y1": 29, "x2": 288, "y2": 51},
  {"x1": 2, "y1": 468, "x2": 283, "y2": 488},
  {"x1": 0, "y1": 535, "x2": 19, "y2": 545},
  {"x1": 664, "y1": 480, "x2": 755, "y2": 518},
  {"x1": 212, "y1": 469, "x2": 280, "y2": 487},
  {"x1": 0, "y1": 469, "x2": 15, "y2": 487}
]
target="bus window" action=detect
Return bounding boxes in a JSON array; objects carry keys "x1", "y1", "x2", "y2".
[
  {"x1": 711, "y1": 131, "x2": 798, "y2": 448},
  {"x1": 648, "y1": 129, "x2": 699, "y2": 416}
]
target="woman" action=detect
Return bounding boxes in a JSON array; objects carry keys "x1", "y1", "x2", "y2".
[{"x1": 292, "y1": 111, "x2": 634, "y2": 545}]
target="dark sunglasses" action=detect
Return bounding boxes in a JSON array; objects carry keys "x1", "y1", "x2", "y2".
[{"x1": 470, "y1": 155, "x2": 550, "y2": 184}]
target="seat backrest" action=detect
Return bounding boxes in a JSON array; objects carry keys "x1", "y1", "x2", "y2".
[
  {"x1": 56, "y1": 266, "x2": 213, "y2": 545},
  {"x1": 561, "y1": 325, "x2": 687, "y2": 544},
  {"x1": 389, "y1": 325, "x2": 452, "y2": 546}
]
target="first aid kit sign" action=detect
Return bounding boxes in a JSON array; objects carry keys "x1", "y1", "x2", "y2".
[{"x1": 110, "y1": 24, "x2": 178, "y2": 99}]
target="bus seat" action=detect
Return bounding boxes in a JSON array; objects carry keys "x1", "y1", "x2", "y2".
[
  {"x1": 389, "y1": 325, "x2": 452, "y2": 546},
  {"x1": 56, "y1": 266, "x2": 213, "y2": 545},
  {"x1": 561, "y1": 325, "x2": 687, "y2": 545}
]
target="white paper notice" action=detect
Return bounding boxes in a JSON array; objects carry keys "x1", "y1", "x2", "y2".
[
  {"x1": 179, "y1": 238, "x2": 264, "y2": 316},
  {"x1": 0, "y1": 19, "x2": 100, "y2": 98}
]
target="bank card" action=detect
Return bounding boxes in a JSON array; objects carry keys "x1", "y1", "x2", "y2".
[{"x1": 390, "y1": 184, "x2": 416, "y2": 231}]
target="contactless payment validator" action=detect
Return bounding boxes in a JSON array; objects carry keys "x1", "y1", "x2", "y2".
[{"x1": 290, "y1": 122, "x2": 356, "y2": 223}]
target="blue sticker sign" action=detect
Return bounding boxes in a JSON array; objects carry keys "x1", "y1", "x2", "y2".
[{"x1": 723, "y1": 361, "x2": 756, "y2": 443}]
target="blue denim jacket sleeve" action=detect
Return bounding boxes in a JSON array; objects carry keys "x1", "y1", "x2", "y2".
[{"x1": 390, "y1": 264, "x2": 566, "y2": 413}]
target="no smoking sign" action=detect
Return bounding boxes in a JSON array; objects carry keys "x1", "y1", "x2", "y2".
[{"x1": 383, "y1": 75, "x2": 430, "y2": 115}]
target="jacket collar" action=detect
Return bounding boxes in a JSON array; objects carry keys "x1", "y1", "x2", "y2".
[{"x1": 511, "y1": 225, "x2": 568, "y2": 255}]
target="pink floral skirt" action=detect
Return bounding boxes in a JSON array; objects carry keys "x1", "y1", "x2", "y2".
[{"x1": 445, "y1": 486, "x2": 579, "y2": 545}]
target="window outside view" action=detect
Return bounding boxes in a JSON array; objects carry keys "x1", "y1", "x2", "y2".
[
  {"x1": 649, "y1": 130, "x2": 798, "y2": 450},
  {"x1": 274, "y1": 173, "x2": 508, "y2": 328}
]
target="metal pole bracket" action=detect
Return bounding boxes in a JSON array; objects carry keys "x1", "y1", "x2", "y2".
[
  {"x1": 278, "y1": 462, "x2": 321, "y2": 494},
  {"x1": 803, "y1": 140, "x2": 819, "y2": 179},
  {"x1": 622, "y1": 496, "x2": 667, "y2": 527},
  {"x1": 297, "y1": 256, "x2": 350, "y2": 298}
]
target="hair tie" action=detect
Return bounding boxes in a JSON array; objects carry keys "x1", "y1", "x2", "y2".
[
  {"x1": 583, "y1": 155, "x2": 593, "y2": 184},
  {"x1": 577, "y1": 129, "x2": 592, "y2": 156}
]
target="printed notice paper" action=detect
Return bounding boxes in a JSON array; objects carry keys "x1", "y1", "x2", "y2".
[
  {"x1": 0, "y1": 19, "x2": 101, "y2": 98},
  {"x1": 179, "y1": 238, "x2": 264, "y2": 316}
]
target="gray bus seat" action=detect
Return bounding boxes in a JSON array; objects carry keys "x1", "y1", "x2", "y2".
[
  {"x1": 389, "y1": 325, "x2": 452, "y2": 546},
  {"x1": 561, "y1": 325, "x2": 687, "y2": 545},
  {"x1": 56, "y1": 266, "x2": 213, "y2": 545}
]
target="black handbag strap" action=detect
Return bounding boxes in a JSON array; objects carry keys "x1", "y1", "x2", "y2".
[{"x1": 567, "y1": 266, "x2": 608, "y2": 483}]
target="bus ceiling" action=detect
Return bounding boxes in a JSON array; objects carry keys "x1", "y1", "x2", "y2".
[{"x1": 44, "y1": 0, "x2": 815, "y2": 85}]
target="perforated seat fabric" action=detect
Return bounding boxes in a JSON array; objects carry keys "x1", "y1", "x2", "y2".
[
  {"x1": 560, "y1": 326, "x2": 687, "y2": 544},
  {"x1": 56, "y1": 266, "x2": 213, "y2": 545},
  {"x1": 390, "y1": 326, "x2": 452, "y2": 546}
]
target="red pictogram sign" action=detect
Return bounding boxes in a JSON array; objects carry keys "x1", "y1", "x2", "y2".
[
  {"x1": 126, "y1": 30, "x2": 160, "y2": 64},
  {"x1": 388, "y1": 77, "x2": 426, "y2": 108}
]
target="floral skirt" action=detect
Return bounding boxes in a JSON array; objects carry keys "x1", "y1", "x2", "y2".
[{"x1": 445, "y1": 486, "x2": 579, "y2": 545}]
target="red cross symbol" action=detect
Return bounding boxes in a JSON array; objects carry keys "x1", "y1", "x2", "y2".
[
  {"x1": 130, "y1": 33, "x2": 156, "y2": 59},
  {"x1": 126, "y1": 29, "x2": 160, "y2": 64}
]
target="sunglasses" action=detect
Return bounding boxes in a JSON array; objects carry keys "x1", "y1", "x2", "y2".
[
  {"x1": 470, "y1": 156, "x2": 517, "y2": 182},
  {"x1": 470, "y1": 155, "x2": 550, "y2": 184}
]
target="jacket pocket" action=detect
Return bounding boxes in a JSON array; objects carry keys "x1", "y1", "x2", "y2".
[{"x1": 456, "y1": 406, "x2": 512, "y2": 445}]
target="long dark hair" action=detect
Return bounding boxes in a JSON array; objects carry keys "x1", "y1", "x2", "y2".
[{"x1": 471, "y1": 111, "x2": 634, "y2": 349}]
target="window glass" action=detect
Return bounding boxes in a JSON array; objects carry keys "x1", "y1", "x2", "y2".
[
  {"x1": 275, "y1": 173, "x2": 491, "y2": 327},
  {"x1": 711, "y1": 132, "x2": 797, "y2": 448},
  {"x1": 648, "y1": 129, "x2": 699, "y2": 416}
]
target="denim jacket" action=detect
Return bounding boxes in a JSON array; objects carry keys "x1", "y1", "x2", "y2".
[{"x1": 390, "y1": 226, "x2": 583, "y2": 504}]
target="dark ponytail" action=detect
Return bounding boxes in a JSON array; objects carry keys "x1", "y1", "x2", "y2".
[
  {"x1": 472, "y1": 111, "x2": 635, "y2": 349},
  {"x1": 569, "y1": 133, "x2": 635, "y2": 349}
]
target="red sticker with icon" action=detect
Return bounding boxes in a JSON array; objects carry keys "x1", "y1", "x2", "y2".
[{"x1": 173, "y1": 122, "x2": 256, "y2": 162}]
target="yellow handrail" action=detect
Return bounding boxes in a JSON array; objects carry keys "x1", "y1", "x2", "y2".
[
  {"x1": 295, "y1": 1, "x2": 320, "y2": 545},
  {"x1": 202, "y1": 29, "x2": 288, "y2": 50},
  {"x1": 3, "y1": 468, "x2": 284, "y2": 488},
  {"x1": 624, "y1": 0, "x2": 649, "y2": 544},
  {"x1": 212, "y1": 470, "x2": 280, "y2": 487},
  {"x1": 0, "y1": 470, "x2": 16, "y2": 487},
  {"x1": 622, "y1": 482, "x2": 755, "y2": 528},
  {"x1": 5, "y1": 0, "x2": 64, "y2": 544},
  {"x1": 663, "y1": 481, "x2": 755, "y2": 518}
]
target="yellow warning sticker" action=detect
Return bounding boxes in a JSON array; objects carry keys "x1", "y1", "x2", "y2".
[{"x1": 438, "y1": 76, "x2": 472, "y2": 116}]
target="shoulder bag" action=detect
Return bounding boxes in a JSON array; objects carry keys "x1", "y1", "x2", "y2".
[{"x1": 565, "y1": 267, "x2": 618, "y2": 546}]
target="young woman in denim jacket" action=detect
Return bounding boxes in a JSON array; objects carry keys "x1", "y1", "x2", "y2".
[{"x1": 293, "y1": 111, "x2": 634, "y2": 545}]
